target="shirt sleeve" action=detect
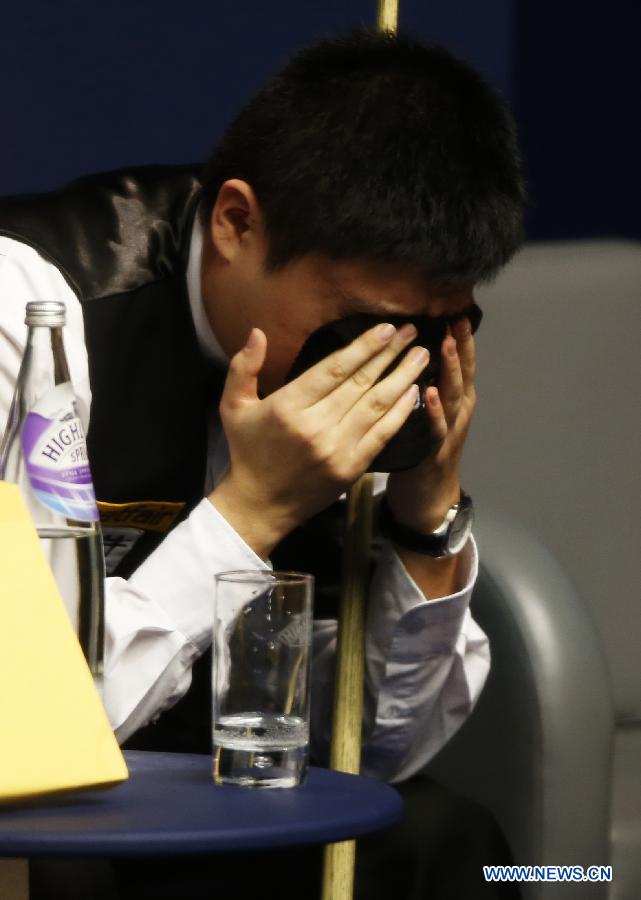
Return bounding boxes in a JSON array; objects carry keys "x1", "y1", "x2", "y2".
[
  {"x1": 105, "y1": 498, "x2": 271, "y2": 742},
  {"x1": 362, "y1": 535, "x2": 488, "y2": 782},
  {"x1": 309, "y1": 481, "x2": 489, "y2": 784}
]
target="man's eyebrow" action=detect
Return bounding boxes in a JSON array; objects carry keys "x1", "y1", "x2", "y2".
[
  {"x1": 338, "y1": 293, "x2": 404, "y2": 316},
  {"x1": 335, "y1": 287, "x2": 477, "y2": 319}
]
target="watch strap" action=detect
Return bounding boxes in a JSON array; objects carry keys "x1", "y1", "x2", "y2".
[{"x1": 377, "y1": 492, "x2": 470, "y2": 557}]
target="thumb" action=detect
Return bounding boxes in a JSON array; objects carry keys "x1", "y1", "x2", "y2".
[{"x1": 223, "y1": 327, "x2": 267, "y2": 407}]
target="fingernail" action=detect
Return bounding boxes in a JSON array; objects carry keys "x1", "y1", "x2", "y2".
[
  {"x1": 398, "y1": 323, "x2": 417, "y2": 342},
  {"x1": 447, "y1": 339, "x2": 458, "y2": 357},
  {"x1": 410, "y1": 346, "x2": 429, "y2": 365},
  {"x1": 404, "y1": 384, "x2": 419, "y2": 404},
  {"x1": 377, "y1": 323, "x2": 396, "y2": 341},
  {"x1": 245, "y1": 328, "x2": 259, "y2": 351}
]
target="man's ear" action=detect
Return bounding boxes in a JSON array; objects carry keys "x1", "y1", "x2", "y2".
[{"x1": 209, "y1": 179, "x2": 263, "y2": 263}]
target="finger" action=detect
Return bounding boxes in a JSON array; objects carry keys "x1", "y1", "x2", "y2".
[
  {"x1": 312, "y1": 322, "x2": 419, "y2": 421},
  {"x1": 438, "y1": 335, "x2": 464, "y2": 426},
  {"x1": 354, "y1": 382, "x2": 420, "y2": 468},
  {"x1": 336, "y1": 343, "x2": 430, "y2": 441},
  {"x1": 452, "y1": 317, "x2": 476, "y2": 398},
  {"x1": 221, "y1": 327, "x2": 267, "y2": 410},
  {"x1": 425, "y1": 386, "x2": 449, "y2": 445},
  {"x1": 283, "y1": 322, "x2": 414, "y2": 408}
]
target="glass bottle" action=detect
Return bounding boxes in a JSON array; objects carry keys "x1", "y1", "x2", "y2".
[{"x1": 0, "y1": 301, "x2": 105, "y2": 694}]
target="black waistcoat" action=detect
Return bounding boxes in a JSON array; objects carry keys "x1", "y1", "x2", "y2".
[{"x1": 0, "y1": 165, "x2": 353, "y2": 753}]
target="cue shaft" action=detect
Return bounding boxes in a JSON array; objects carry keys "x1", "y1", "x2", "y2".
[
  {"x1": 328, "y1": 475, "x2": 375, "y2": 777},
  {"x1": 321, "y1": 475, "x2": 374, "y2": 900},
  {"x1": 377, "y1": 0, "x2": 399, "y2": 33},
  {"x1": 321, "y1": 5, "x2": 399, "y2": 899}
]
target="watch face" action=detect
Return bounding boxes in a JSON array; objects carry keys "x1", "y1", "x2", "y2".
[{"x1": 447, "y1": 506, "x2": 473, "y2": 555}]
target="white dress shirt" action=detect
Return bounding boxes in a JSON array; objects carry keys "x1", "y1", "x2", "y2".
[{"x1": 0, "y1": 222, "x2": 490, "y2": 784}]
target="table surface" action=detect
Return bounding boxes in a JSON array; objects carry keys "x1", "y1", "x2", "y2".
[{"x1": 0, "y1": 751, "x2": 403, "y2": 857}]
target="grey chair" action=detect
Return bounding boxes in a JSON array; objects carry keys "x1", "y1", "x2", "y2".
[{"x1": 425, "y1": 241, "x2": 641, "y2": 900}]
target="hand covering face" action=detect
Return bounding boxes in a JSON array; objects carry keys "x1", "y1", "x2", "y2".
[{"x1": 286, "y1": 304, "x2": 482, "y2": 472}]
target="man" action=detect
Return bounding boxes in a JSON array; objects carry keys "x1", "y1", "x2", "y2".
[{"x1": 0, "y1": 30, "x2": 524, "y2": 898}]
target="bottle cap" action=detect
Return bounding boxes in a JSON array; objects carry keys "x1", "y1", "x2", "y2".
[{"x1": 25, "y1": 301, "x2": 66, "y2": 327}]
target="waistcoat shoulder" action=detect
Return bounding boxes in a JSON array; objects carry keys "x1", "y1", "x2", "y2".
[{"x1": 0, "y1": 164, "x2": 202, "y2": 301}]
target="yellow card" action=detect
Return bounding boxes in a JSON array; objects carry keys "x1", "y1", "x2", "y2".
[{"x1": 0, "y1": 482, "x2": 128, "y2": 801}]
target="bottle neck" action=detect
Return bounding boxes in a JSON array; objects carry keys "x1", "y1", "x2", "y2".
[{"x1": 23, "y1": 324, "x2": 71, "y2": 388}]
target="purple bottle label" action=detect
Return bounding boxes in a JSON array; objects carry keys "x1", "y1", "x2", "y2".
[{"x1": 21, "y1": 382, "x2": 99, "y2": 522}]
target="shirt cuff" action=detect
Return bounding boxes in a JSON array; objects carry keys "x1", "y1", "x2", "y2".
[{"x1": 366, "y1": 534, "x2": 478, "y2": 663}]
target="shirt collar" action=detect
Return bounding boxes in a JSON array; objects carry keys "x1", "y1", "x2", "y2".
[{"x1": 186, "y1": 210, "x2": 229, "y2": 367}]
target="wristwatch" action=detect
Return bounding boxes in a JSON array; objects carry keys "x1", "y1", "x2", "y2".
[{"x1": 378, "y1": 491, "x2": 474, "y2": 558}]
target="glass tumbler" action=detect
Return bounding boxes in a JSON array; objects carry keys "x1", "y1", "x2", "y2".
[{"x1": 212, "y1": 570, "x2": 314, "y2": 788}]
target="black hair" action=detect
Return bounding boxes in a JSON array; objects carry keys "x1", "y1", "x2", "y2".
[{"x1": 200, "y1": 29, "x2": 526, "y2": 284}]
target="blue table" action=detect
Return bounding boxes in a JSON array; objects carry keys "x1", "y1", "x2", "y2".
[{"x1": 0, "y1": 751, "x2": 402, "y2": 865}]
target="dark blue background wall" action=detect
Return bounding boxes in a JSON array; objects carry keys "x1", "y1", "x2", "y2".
[
  {"x1": 513, "y1": 0, "x2": 640, "y2": 241},
  {"x1": 0, "y1": 0, "x2": 637, "y2": 241}
]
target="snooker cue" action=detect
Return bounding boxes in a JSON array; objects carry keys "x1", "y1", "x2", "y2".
[{"x1": 321, "y1": 6, "x2": 400, "y2": 899}]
